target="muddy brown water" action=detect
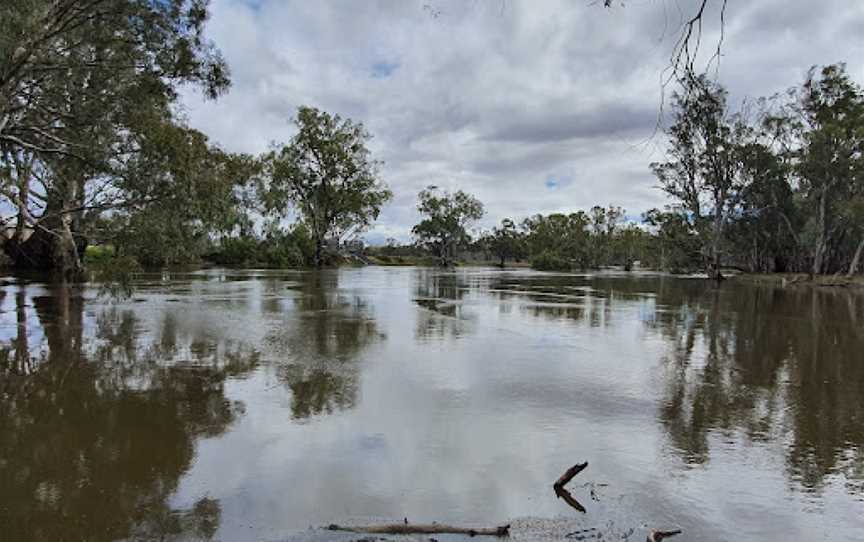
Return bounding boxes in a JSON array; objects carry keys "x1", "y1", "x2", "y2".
[{"x1": 1, "y1": 267, "x2": 862, "y2": 541}]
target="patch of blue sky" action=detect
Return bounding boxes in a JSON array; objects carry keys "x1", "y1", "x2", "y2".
[
  {"x1": 544, "y1": 174, "x2": 573, "y2": 190},
  {"x1": 371, "y1": 61, "x2": 399, "y2": 79}
]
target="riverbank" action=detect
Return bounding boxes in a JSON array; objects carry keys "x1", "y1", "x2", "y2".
[{"x1": 731, "y1": 272, "x2": 864, "y2": 289}]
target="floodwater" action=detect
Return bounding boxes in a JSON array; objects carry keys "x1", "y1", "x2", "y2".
[{"x1": 1, "y1": 267, "x2": 862, "y2": 541}]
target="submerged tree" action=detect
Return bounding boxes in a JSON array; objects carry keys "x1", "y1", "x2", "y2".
[
  {"x1": 262, "y1": 106, "x2": 392, "y2": 267},
  {"x1": 412, "y1": 187, "x2": 484, "y2": 267},
  {"x1": 651, "y1": 76, "x2": 754, "y2": 280},
  {"x1": 0, "y1": 0, "x2": 230, "y2": 277},
  {"x1": 522, "y1": 212, "x2": 592, "y2": 269},
  {"x1": 486, "y1": 218, "x2": 525, "y2": 267},
  {"x1": 783, "y1": 65, "x2": 864, "y2": 275}
]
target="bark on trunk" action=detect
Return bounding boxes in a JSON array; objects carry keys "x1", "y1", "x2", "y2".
[
  {"x1": 313, "y1": 238, "x2": 323, "y2": 268},
  {"x1": 3, "y1": 179, "x2": 84, "y2": 280},
  {"x1": 812, "y1": 185, "x2": 829, "y2": 275},
  {"x1": 848, "y1": 238, "x2": 864, "y2": 277}
]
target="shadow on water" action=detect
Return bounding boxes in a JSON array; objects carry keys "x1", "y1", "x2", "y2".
[{"x1": 0, "y1": 282, "x2": 258, "y2": 541}]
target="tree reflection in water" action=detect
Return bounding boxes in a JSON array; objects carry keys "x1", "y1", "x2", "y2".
[
  {"x1": 413, "y1": 270, "x2": 473, "y2": 339},
  {"x1": 479, "y1": 273, "x2": 864, "y2": 495},
  {"x1": 268, "y1": 272, "x2": 383, "y2": 419},
  {"x1": 0, "y1": 283, "x2": 259, "y2": 541},
  {"x1": 649, "y1": 284, "x2": 864, "y2": 493}
]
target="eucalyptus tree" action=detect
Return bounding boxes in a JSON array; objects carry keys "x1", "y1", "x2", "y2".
[
  {"x1": 651, "y1": 76, "x2": 754, "y2": 280},
  {"x1": 0, "y1": 0, "x2": 229, "y2": 276},
  {"x1": 262, "y1": 106, "x2": 392, "y2": 267},
  {"x1": 412, "y1": 187, "x2": 484, "y2": 267},
  {"x1": 781, "y1": 65, "x2": 864, "y2": 275},
  {"x1": 105, "y1": 119, "x2": 258, "y2": 267},
  {"x1": 589, "y1": 205, "x2": 624, "y2": 267},
  {"x1": 522, "y1": 212, "x2": 592, "y2": 268},
  {"x1": 613, "y1": 224, "x2": 650, "y2": 271},
  {"x1": 487, "y1": 218, "x2": 524, "y2": 267}
]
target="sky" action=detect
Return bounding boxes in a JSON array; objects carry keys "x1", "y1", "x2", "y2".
[{"x1": 179, "y1": 0, "x2": 864, "y2": 244}]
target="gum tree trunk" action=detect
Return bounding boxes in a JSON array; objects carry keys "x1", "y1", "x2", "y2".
[
  {"x1": 3, "y1": 178, "x2": 85, "y2": 279},
  {"x1": 848, "y1": 238, "x2": 864, "y2": 277}
]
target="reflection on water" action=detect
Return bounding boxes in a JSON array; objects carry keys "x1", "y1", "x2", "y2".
[
  {"x1": 1, "y1": 269, "x2": 863, "y2": 541},
  {"x1": 0, "y1": 284, "x2": 257, "y2": 541},
  {"x1": 270, "y1": 273, "x2": 382, "y2": 419},
  {"x1": 649, "y1": 283, "x2": 864, "y2": 493}
]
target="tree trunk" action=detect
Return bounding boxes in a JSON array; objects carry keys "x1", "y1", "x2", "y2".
[
  {"x1": 812, "y1": 185, "x2": 829, "y2": 275},
  {"x1": 3, "y1": 179, "x2": 84, "y2": 279},
  {"x1": 848, "y1": 238, "x2": 864, "y2": 277},
  {"x1": 313, "y1": 237, "x2": 323, "y2": 268},
  {"x1": 708, "y1": 214, "x2": 724, "y2": 281}
]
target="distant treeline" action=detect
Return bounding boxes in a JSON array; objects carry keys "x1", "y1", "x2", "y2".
[{"x1": 373, "y1": 63, "x2": 864, "y2": 278}]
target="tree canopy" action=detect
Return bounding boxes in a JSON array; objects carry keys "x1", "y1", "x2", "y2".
[
  {"x1": 0, "y1": 0, "x2": 231, "y2": 276},
  {"x1": 412, "y1": 187, "x2": 484, "y2": 267},
  {"x1": 261, "y1": 106, "x2": 392, "y2": 267}
]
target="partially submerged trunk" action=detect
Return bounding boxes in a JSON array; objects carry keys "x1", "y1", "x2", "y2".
[
  {"x1": 812, "y1": 184, "x2": 829, "y2": 276},
  {"x1": 3, "y1": 178, "x2": 86, "y2": 280},
  {"x1": 848, "y1": 238, "x2": 864, "y2": 277},
  {"x1": 707, "y1": 211, "x2": 725, "y2": 281},
  {"x1": 313, "y1": 237, "x2": 324, "y2": 268},
  {"x1": 4, "y1": 219, "x2": 84, "y2": 279}
]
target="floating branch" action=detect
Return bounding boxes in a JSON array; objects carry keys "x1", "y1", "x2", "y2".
[
  {"x1": 648, "y1": 529, "x2": 682, "y2": 541},
  {"x1": 553, "y1": 461, "x2": 589, "y2": 513},
  {"x1": 327, "y1": 522, "x2": 510, "y2": 537}
]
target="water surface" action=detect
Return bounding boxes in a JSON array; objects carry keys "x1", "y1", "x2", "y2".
[{"x1": 1, "y1": 267, "x2": 862, "y2": 540}]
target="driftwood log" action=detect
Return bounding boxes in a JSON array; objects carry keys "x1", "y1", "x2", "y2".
[
  {"x1": 553, "y1": 461, "x2": 589, "y2": 513},
  {"x1": 648, "y1": 529, "x2": 682, "y2": 541},
  {"x1": 327, "y1": 522, "x2": 510, "y2": 537}
]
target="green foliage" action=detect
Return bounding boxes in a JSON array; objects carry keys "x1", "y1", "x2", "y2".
[
  {"x1": 642, "y1": 209, "x2": 702, "y2": 272},
  {"x1": 650, "y1": 75, "x2": 755, "y2": 278},
  {"x1": 260, "y1": 225, "x2": 315, "y2": 268},
  {"x1": 412, "y1": 187, "x2": 485, "y2": 266},
  {"x1": 84, "y1": 245, "x2": 115, "y2": 266},
  {"x1": 522, "y1": 212, "x2": 592, "y2": 268},
  {"x1": 612, "y1": 225, "x2": 651, "y2": 271},
  {"x1": 529, "y1": 250, "x2": 571, "y2": 271},
  {"x1": 262, "y1": 106, "x2": 392, "y2": 267},
  {"x1": 93, "y1": 119, "x2": 258, "y2": 268},
  {"x1": 211, "y1": 237, "x2": 261, "y2": 266},
  {"x1": 205, "y1": 224, "x2": 315, "y2": 268},
  {"x1": 485, "y1": 218, "x2": 526, "y2": 266},
  {"x1": 648, "y1": 64, "x2": 864, "y2": 276},
  {"x1": 786, "y1": 64, "x2": 864, "y2": 274},
  {"x1": 114, "y1": 207, "x2": 212, "y2": 268},
  {"x1": 0, "y1": 0, "x2": 231, "y2": 275}
]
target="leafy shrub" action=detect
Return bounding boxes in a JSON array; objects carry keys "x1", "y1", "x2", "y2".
[
  {"x1": 207, "y1": 224, "x2": 315, "y2": 268},
  {"x1": 84, "y1": 245, "x2": 115, "y2": 266},
  {"x1": 212, "y1": 236, "x2": 260, "y2": 265},
  {"x1": 530, "y1": 250, "x2": 571, "y2": 271}
]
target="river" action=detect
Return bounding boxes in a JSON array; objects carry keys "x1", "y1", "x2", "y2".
[{"x1": 1, "y1": 267, "x2": 862, "y2": 541}]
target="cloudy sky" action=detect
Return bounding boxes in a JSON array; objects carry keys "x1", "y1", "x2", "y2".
[{"x1": 180, "y1": 0, "x2": 864, "y2": 244}]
